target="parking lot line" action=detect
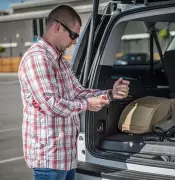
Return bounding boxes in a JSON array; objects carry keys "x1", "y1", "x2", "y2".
[
  {"x1": 0, "y1": 127, "x2": 21, "y2": 133},
  {"x1": 0, "y1": 156, "x2": 23, "y2": 164}
]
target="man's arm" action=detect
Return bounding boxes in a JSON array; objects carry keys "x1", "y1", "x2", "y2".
[
  {"x1": 73, "y1": 79, "x2": 107, "y2": 98},
  {"x1": 64, "y1": 60, "x2": 107, "y2": 98},
  {"x1": 63, "y1": 59, "x2": 129, "y2": 100},
  {"x1": 23, "y1": 54, "x2": 88, "y2": 118}
]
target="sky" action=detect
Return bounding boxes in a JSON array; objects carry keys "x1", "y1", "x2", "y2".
[{"x1": 0, "y1": 0, "x2": 32, "y2": 10}]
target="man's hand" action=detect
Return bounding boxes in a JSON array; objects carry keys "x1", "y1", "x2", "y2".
[
  {"x1": 112, "y1": 77, "x2": 130, "y2": 99},
  {"x1": 87, "y1": 96, "x2": 109, "y2": 112}
]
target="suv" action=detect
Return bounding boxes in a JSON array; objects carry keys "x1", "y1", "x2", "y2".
[{"x1": 72, "y1": 0, "x2": 175, "y2": 179}]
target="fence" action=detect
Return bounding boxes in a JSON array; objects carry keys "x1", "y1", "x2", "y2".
[{"x1": 0, "y1": 56, "x2": 71, "y2": 72}]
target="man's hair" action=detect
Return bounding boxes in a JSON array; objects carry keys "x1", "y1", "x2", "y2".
[{"x1": 47, "y1": 5, "x2": 82, "y2": 28}]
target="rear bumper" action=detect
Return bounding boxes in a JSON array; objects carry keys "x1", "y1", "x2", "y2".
[{"x1": 76, "y1": 161, "x2": 175, "y2": 180}]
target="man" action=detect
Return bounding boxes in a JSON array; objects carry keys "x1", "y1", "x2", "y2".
[{"x1": 18, "y1": 5, "x2": 129, "y2": 180}]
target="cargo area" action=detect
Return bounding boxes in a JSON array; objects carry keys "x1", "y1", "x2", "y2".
[{"x1": 87, "y1": 16, "x2": 175, "y2": 162}]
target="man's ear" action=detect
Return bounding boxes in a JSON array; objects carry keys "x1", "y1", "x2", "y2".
[
  {"x1": 57, "y1": 23, "x2": 60, "y2": 31},
  {"x1": 53, "y1": 23, "x2": 60, "y2": 33}
]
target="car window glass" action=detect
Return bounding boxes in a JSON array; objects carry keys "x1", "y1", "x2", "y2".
[
  {"x1": 114, "y1": 21, "x2": 175, "y2": 66},
  {"x1": 157, "y1": 22, "x2": 175, "y2": 52}
]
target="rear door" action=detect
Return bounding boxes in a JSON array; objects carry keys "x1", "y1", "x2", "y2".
[{"x1": 72, "y1": 13, "x2": 111, "y2": 84}]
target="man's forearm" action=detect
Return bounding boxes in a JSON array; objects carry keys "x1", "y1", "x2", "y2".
[{"x1": 75, "y1": 88, "x2": 108, "y2": 99}]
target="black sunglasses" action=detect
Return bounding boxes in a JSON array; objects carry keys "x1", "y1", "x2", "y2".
[{"x1": 55, "y1": 19, "x2": 79, "y2": 40}]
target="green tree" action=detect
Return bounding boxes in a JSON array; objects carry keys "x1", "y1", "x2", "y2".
[{"x1": 0, "y1": 46, "x2": 5, "y2": 57}]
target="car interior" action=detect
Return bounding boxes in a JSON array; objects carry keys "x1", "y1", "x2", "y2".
[{"x1": 89, "y1": 11, "x2": 175, "y2": 162}]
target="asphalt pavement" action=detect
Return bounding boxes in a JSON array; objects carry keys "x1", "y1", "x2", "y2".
[{"x1": 0, "y1": 73, "x2": 33, "y2": 180}]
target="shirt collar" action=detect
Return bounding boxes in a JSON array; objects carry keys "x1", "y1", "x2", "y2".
[{"x1": 38, "y1": 37, "x2": 63, "y2": 61}]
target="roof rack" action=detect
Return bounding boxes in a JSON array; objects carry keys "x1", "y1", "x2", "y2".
[
  {"x1": 120, "y1": 0, "x2": 173, "y2": 5},
  {"x1": 133, "y1": 0, "x2": 148, "y2": 5}
]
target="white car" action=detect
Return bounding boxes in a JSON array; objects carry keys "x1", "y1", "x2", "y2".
[{"x1": 72, "y1": 0, "x2": 175, "y2": 179}]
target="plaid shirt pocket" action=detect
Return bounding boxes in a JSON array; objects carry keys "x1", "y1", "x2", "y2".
[{"x1": 32, "y1": 113, "x2": 48, "y2": 145}]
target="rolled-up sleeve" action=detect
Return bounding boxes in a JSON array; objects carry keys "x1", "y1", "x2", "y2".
[
  {"x1": 73, "y1": 78, "x2": 107, "y2": 98},
  {"x1": 63, "y1": 59, "x2": 107, "y2": 98},
  {"x1": 23, "y1": 54, "x2": 88, "y2": 118}
]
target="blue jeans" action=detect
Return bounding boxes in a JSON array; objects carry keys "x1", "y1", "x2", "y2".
[{"x1": 33, "y1": 168, "x2": 76, "y2": 180}]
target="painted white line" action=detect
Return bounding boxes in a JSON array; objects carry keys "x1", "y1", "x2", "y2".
[
  {"x1": 0, "y1": 81, "x2": 19, "y2": 85},
  {"x1": 0, "y1": 127, "x2": 21, "y2": 133},
  {"x1": 0, "y1": 156, "x2": 23, "y2": 164},
  {"x1": 0, "y1": 73, "x2": 18, "y2": 76}
]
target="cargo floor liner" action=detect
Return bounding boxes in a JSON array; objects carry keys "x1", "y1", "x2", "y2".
[{"x1": 99, "y1": 133, "x2": 175, "y2": 156}]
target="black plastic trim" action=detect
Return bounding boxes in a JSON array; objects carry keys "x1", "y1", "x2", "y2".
[{"x1": 76, "y1": 161, "x2": 114, "y2": 177}]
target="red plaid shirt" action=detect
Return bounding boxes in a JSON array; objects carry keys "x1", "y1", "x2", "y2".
[{"x1": 18, "y1": 37, "x2": 106, "y2": 170}]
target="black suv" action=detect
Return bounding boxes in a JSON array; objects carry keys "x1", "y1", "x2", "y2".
[{"x1": 72, "y1": 0, "x2": 175, "y2": 179}]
